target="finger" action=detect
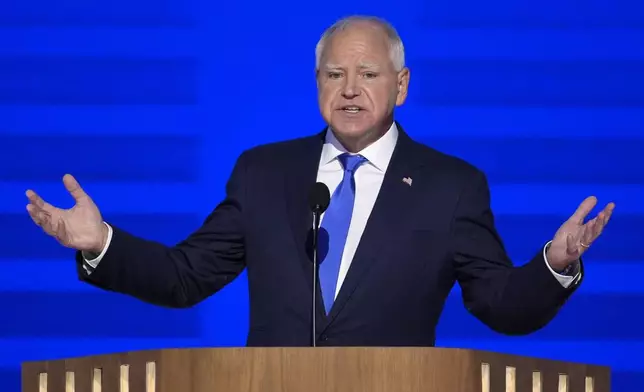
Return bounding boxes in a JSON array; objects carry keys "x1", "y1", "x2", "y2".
[
  {"x1": 25, "y1": 189, "x2": 54, "y2": 212},
  {"x1": 591, "y1": 216, "x2": 604, "y2": 240},
  {"x1": 589, "y1": 203, "x2": 615, "y2": 241},
  {"x1": 26, "y1": 204, "x2": 58, "y2": 235},
  {"x1": 602, "y1": 202, "x2": 615, "y2": 225},
  {"x1": 569, "y1": 196, "x2": 598, "y2": 225},
  {"x1": 26, "y1": 203, "x2": 48, "y2": 224},
  {"x1": 26, "y1": 204, "x2": 44, "y2": 226},
  {"x1": 56, "y1": 218, "x2": 72, "y2": 247},
  {"x1": 62, "y1": 174, "x2": 89, "y2": 203},
  {"x1": 581, "y1": 219, "x2": 596, "y2": 246}
]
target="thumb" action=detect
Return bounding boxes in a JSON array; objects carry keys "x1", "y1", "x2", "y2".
[{"x1": 62, "y1": 174, "x2": 90, "y2": 203}]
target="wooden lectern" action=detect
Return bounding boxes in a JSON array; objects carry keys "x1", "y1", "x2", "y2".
[{"x1": 22, "y1": 347, "x2": 610, "y2": 392}]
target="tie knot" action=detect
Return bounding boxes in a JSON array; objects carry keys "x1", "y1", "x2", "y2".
[{"x1": 338, "y1": 153, "x2": 367, "y2": 173}]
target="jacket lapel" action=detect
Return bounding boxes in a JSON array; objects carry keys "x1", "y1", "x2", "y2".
[
  {"x1": 283, "y1": 130, "x2": 328, "y2": 322},
  {"x1": 325, "y1": 127, "x2": 426, "y2": 323}
]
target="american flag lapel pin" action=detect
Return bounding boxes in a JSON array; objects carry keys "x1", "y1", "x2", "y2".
[{"x1": 402, "y1": 177, "x2": 413, "y2": 186}]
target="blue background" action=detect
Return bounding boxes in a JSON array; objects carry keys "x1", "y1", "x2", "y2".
[{"x1": 1, "y1": 0, "x2": 643, "y2": 390}]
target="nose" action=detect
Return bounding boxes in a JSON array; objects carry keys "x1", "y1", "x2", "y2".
[{"x1": 341, "y1": 74, "x2": 360, "y2": 99}]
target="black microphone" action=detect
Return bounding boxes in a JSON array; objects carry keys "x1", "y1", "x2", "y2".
[
  {"x1": 308, "y1": 182, "x2": 330, "y2": 347},
  {"x1": 309, "y1": 182, "x2": 331, "y2": 214}
]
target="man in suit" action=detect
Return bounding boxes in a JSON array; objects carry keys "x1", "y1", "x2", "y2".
[{"x1": 25, "y1": 16, "x2": 614, "y2": 347}]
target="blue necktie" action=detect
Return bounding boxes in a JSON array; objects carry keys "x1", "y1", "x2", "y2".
[{"x1": 319, "y1": 153, "x2": 367, "y2": 314}]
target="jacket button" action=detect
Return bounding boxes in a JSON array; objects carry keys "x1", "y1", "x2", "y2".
[{"x1": 320, "y1": 334, "x2": 328, "y2": 341}]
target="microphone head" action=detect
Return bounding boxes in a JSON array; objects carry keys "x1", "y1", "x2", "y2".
[{"x1": 308, "y1": 182, "x2": 330, "y2": 213}]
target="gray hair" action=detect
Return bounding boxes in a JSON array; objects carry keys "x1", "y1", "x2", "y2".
[{"x1": 315, "y1": 15, "x2": 406, "y2": 72}]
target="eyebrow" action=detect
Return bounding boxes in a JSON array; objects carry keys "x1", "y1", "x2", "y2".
[
  {"x1": 322, "y1": 63, "x2": 381, "y2": 70},
  {"x1": 358, "y1": 62, "x2": 380, "y2": 69},
  {"x1": 323, "y1": 64, "x2": 343, "y2": 70}
]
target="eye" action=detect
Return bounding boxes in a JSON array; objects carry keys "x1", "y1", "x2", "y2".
[
  {"x1": 328, "y1": 72, "x2": 343, "y2": 79},
  {"x1": 363, "y1": 72, "x2": 378, "y2": 79}
]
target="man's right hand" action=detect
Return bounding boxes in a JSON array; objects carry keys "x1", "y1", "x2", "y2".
[{"x1": 26, "y1": 174, "x2": 107, "y2": 254}]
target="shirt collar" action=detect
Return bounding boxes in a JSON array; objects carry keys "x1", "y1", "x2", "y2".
[{"x1": 320, "y1": 122, "x2": 399, "y2": 172}]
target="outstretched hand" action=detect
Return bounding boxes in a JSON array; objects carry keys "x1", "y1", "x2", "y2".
[
  {"x1": 546, "y1": 196, "x2": 615, "y2": 271},
  {"x1": 26, "y1": 174, "x2": 107, "y2": 253}
]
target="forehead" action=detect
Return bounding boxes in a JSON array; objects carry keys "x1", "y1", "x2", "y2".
[{"x1": 322, "y1": 23, "x2": 391, "y2": 66}]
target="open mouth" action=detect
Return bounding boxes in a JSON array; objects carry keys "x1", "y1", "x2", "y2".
[{"x1": 340, "y1": 106, "x2": 363, "y2": 114}]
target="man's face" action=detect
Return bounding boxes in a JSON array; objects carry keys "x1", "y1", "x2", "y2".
[{"x1": 316, "y1": 22, "x2": 409, "y2": 150}]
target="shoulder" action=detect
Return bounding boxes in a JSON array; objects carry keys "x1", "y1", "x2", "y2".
[
  {"x1": 407, "y1": 139, "x2": 492, "y2": 213},
  {"x1": 408, "y1": 137, "x2": 486, "y2": 184},
  {"x1": 231, "y1": 132, "x2": 323, "y2": 176},
  {"x1": 242, "y1": 134, "x2": 321, "y2": 161}
]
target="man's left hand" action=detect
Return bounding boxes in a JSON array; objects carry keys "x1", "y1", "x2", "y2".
[{"x1": 546, "y1": 196, "x2": 615, "y2": 272}]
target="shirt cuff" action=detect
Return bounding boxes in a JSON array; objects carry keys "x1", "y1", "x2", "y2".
[
  {"x1": 81, "y1": 222, "x2": 113, "y2": 272},
  {"x1": 542, "y1": 240, "x2": 581, "y2": 288}
]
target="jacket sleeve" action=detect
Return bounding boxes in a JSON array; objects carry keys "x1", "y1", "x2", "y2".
[
  {"x1": 75, "y1": 151, "x2": 250, "y2": 308},
  {"x1": 452, "y1": 170, "x2": 582, "y2": 335}
]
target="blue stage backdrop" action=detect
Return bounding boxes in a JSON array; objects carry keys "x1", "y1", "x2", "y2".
[{"x1": 1, "y1": 0, "x2": 643, "y2": 390}]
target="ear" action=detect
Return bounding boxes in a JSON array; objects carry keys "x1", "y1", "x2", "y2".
[
  {"x1": 315, "y1": 68, "x2": 322, "y2": 88},
  {"x1": 395, "y1": 67, "x2": 410, "y2": 106}
]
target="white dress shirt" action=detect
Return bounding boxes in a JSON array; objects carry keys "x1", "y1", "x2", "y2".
[
  {"x1": 84, "y1": 123, "x2": 580, "y2": 292},
  {"x1": 315, "y1": 122, "x2": 399, "y2": 298}
]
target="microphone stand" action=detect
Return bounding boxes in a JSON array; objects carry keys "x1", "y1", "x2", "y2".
[
  {"x1": 311, "y1": 208, "x2": 322, "y2": 347},
  {"x1": 308, "y1": 182, "x2": 329, "y2": 347}
]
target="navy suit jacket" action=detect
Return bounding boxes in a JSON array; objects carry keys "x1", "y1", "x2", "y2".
[{"x1": 77, "y1": 125, "x2": 581, "y2": 346}]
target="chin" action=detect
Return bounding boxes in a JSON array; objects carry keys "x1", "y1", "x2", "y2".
[
  {"x1": 329, "y1": 118, "x2": 376, "y2": 139},
  {"x1": 330, "y1": 124, "x2": 372, "y2": 140}
]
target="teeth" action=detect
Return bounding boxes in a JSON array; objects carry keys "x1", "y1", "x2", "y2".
[{"x1": 343, "y1": 107, "x2": 360, "y2": 112}]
